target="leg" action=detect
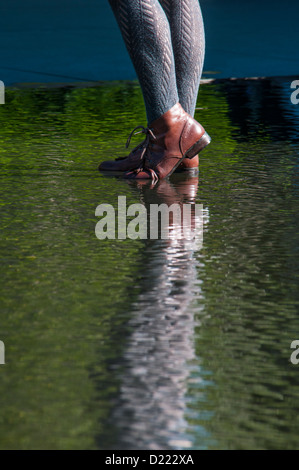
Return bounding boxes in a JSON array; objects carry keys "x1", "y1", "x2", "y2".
[
  {"x1": 100, "y1": 0, "x2": 210, "y2": 179},
  {"x1": 159, "y1": 0, "x2": 205, "y2": 117},
  {"x1": 108, "y1": 0, "x2": 178, "y2": 124}
]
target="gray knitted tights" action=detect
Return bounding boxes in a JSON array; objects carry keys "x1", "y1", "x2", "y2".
[{"x1": 108, "y1": 0, "x2": 205, "y2": 123}]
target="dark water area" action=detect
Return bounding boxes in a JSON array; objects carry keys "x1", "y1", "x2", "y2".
[
  {"x1": 1, "y1": 0, "x2": 299, "y2": 84},
  {"x1": 1, "y1": 78, "x2": 299, "y2": 449}
]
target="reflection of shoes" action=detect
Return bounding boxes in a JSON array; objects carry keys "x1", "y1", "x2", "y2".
[
  {"x1": 126, "y1": 173, "x2": 199, "y2": 205},
  {"x1": 125, "y1": 173, "x2": 202, "y2": 243},
  {"x1": 170, "y1": 174, "x2": 199, "y2": 203},
  {"x1": 124, "y1": 103, "x2": 210, "y2": 182}
]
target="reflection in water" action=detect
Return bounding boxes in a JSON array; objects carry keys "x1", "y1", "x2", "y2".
[
  {"x1": 112, "y1": 176, "x2": 208, "y2": 450},
  {"x1": 219, "y1": 77, "x2": 299, "y2": 143},
  {"x1": 1, "y1": 80, "x2": 299, "y2": 449}
]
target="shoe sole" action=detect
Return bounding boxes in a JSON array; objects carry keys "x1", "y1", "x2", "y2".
[{"x1": 174, "y1": 166, "x2": 199, "y2": 175}]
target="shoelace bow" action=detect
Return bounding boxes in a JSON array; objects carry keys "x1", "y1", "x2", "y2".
[{"x1": 117, "y1": 125, "x2": 159, "y2": 182}]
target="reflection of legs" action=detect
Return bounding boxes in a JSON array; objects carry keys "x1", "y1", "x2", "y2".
[
  {"x1": 108, "y1": 0, "x2": 178, "y2": 123},
  {"x1": 159, "y1": 0, "x2": 205, "y2": 118},
  {"x1": 111, "y1": 176, "x2": 205, "y2": 450}
]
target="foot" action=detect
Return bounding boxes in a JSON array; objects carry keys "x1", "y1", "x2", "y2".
[
  {"x1": 124, "y1": 103, "x2": 210, "y2": 182},
  {"x1": 176, "y1": 154, "x2": 199, "y2": 172},
  {"x1": 99, "y1": 143, "x2": 199, "y2": 173},
  {"x1": 98, "y1": 140, "x2": 145, "y2": 172}
]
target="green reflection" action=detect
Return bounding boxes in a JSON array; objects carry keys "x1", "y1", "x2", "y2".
[{"x1": 0, "y1": 80, "x2": 299, "y2": 449}]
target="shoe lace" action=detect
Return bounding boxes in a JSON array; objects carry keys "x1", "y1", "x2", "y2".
[
  {"x1": 115, "y1": 125, "x2": 155, "y2": 162},
  {"x1": 124, "y1": 125, "x2": 159, "y2": 182}
]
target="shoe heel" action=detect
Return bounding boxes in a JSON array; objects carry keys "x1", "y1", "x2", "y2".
[{"x1": 185, "y1": 131, "x2": 211, "y2": 159}]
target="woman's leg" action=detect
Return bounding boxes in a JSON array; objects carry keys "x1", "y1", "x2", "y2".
[
  {"x1": 100, "y1": 0, "x2": 210, "y2": 179},
  {"x1": 159, "y1": 0, "x2": 205, "y2": 117},
  {"x1": 108, "y1": 0, "x2": 178, "y2": 124}
]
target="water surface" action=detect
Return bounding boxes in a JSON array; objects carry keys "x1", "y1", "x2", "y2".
[{"x1": 0, "y1": 78, "x2": 299, "y2": 449}]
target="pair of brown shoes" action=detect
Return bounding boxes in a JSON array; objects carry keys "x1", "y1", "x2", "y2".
[{"x1": 99, "y1": 103, "x2": 210, "y2": 181}]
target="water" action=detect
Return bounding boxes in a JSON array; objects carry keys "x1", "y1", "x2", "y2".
[
  {"x1": 2, "y1": 0, "x2": 299, "y2": 84},
  {"x1": 0, "y1": 78, "x2": 299, "y2": 449}
]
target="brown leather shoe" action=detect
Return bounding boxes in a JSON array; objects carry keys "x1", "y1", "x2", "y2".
[
  {"x1": 99, "y1": 143, "x2": 199, "y2": 172},
  {"x1": 98, "y1": 140, "x2": 145, "y2": 172},
  {"x1": 124, "y1": 103, "x2": 210, "y2": 181},
  {"x1": 176, "y1": 154, "x2": 199, "y2": 172}
]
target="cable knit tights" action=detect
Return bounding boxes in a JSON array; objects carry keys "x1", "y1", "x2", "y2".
[{"x1": 108, "y1": 0, "x2": 205, "y2": 123}]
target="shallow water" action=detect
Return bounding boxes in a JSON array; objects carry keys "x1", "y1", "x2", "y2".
[{"x1": 1, "y1": 78, "x2": 299, "y2": 449}]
